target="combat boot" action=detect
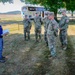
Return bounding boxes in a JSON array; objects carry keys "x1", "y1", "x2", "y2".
[
  {"x1": 46, "y1": 42, "x2": 48, "y2": 46},
  {"x1": 35, "y1": 33, "x2": 38, "y2": 42},
  {"x1": 28, "y1": 34, "x2": 30, "y2": 40},
  {"x1": 39, "y1": 34, "x2": 42, "y2": 42},
  {"x1": 24, "y1": 33, "x2": 27, "y2": 41},
  {"x1": 63, "y1": 45, "x2": 67, "y2": 50}
]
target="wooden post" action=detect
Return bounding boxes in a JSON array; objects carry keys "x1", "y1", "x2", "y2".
[{"x1": 18, "y1": 23, "x2": 20, "y2": 31}]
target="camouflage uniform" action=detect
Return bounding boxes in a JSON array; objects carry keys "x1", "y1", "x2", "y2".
[
  {"x1": 43, "y1": 16, "x2": 50, "y2": 46},
  {"x1": 23, "y1": 17, "x2": 31, "y2": 40},
  {"x1": 47, "y1": 19, "x2": 58, "y2": 57},
  {"x1": 34, "y1": 15, "x2": 42, "y2": 41},
  {"x1": 59, "y1": 15, "x2": 69, "y2": 48}
]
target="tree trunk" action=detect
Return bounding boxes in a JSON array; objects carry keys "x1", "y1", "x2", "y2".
[
  {"x1": 71, "y1": 11, "x2": 73, "y2": 20},
  {"x1": 54, "y1": 11, "x2": 58, "y2": 22}
]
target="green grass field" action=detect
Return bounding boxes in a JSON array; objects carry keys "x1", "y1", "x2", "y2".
[{"x1": 0, "y1": 14, "x2": 75, "y2": 75}]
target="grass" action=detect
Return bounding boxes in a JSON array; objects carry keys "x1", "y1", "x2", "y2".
[
  {"x1": 66, "y1": 25, "x2": 75, "y2": 75},
  {"x1": 0, "y1": 14, "x2": 22, "y2": 21},
  {"x1": 0, "y1": 14, "x2": 75, "y2": 75},
  {"x1": 66, "y1": 38, "x2": 75, "y2": 75}
]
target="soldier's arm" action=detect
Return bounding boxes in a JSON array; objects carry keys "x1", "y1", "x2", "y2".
[
  {"x1": 52, "y1": 21, "x2": 58, "y2": 30},
  {"x1": 28, "y1": 19, "x2": 31, "y2": 24},
  {"x1": 39, "y1": 17, "x2": 43, "y2": 25},
  {"x1": 61, "y1": 24, "x2": 68, "y2": 30},
  {"x1": 28, "y1": 20, "x2": 32, "y2": 29},
  {"x1": 52, "y1": 22, "x2": 59, "y2": 36},
  {"x1": 30, "y1": 21, "x2": 32, "y2": 27},
  {"x1": 54, "y1": 24, "x2": 58, "y2": 33},
  {"x1": 34, "y1": 18, "x2": 36, "y2": 23},
  {"x1": 61, "y1": 18, "x2": 69, "y2": 30}
]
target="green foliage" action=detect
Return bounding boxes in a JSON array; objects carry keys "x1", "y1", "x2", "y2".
[
  {"x1": 24, "y1": 0, "x2": 65, "y2": 18},
  {"x1": 24, "y1": 0, "x2": 65, "y2": 11},
  {"x1": 66, "y1": 0, "x2": 75, "y2": 12},
  {"x1": 21, "y1": 0, "x2": 75, "y2": 17},
  {"x1": 20, "y1": 0, "x2": 24, "y2": 2},
  {"x1": 0, "y1": 0, "x2": 13, "y2": 3},
  {"x1": 63, "y1": 0, "x2": 75, "y2": 16}
]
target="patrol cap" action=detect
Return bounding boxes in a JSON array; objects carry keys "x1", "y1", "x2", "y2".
[
  {"x1": 35, "y1": 12, "x2": 38, "y2": 14},
  {"x1": 45, "y1": 13, "x2": 48, "y2": 15},
  {"x1": 48, "y1": 12, "x2": 54, "y2": 16},
  {"x1": 61, "y1": 10, "x2": 66, "y2": 13}
]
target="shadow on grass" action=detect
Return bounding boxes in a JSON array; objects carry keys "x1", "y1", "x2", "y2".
[
  {"x1": 3, "y1": 33, "x2": 75, "y2": 75},
  {"x1": 3, "y1": 33, "x2": 51, "y2": 75},
  {"x1": 4, "y1": 33, "x2": 39, "y2": 58},
  {"x1": 66, "y1": 35, "x2": 75, "y2": 75}
]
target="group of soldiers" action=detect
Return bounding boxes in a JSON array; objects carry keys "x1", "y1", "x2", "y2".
[
  {"x1": 23, "y1": 13, "x2": 42, "y2": 42},
  {"x1": 0, "y1": 10, "x2": 69, "y2": 63},
  {"x1": 23, "y1": 10, "x2": 69, "y2": 58}
]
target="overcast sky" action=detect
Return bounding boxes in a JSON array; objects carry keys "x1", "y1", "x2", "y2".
[{"x1": 0, "y1": 0, "x2": 25, "y2": 13}]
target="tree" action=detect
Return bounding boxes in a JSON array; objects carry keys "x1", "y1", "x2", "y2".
[
  {"x1": 64, "y1": 0, "x2": 75, "y2": 17},
  {"x1": 22, "y1": 0, "x2": 65, "y2": 19},
  {"x1": 0, "y1": 0, "x2": 13, "y2": 3},
  {"x1": 20, "y1": 0, "x2": 24, "y2": 2}
]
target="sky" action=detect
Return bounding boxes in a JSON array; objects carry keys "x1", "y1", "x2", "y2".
[{"x1": 0, "y1": 0, "x2": 25, "y2": 13}]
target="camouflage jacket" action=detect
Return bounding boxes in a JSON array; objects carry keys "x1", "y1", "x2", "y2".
[
  {"x1": 34, "y1": 16, "x2": 42, "y2": 29},
  {"x1": 43, "y1": 17, "x2": 50, "y2": 32},
  {"x1": 59, "y1": 15, "x2": 69, "y2": 30},
  {"x1": 47, "y1": 19, "x2": 59, "y2": 36},
  {"x1": 23, "y1": 19, "x2": 31, "y2": 29}
]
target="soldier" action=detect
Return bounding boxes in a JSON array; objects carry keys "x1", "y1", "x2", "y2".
[
  {"x1": 34, "y1": 13, "x2": 42, "y2": 42},
  {"x1": 43, "y1": 13, "x2": 50, "y2": 46},
  {"x1": 29, "y1": 15, "x2": 32, "y2": 28},
  {"x1": 47, "y1": 12, "x2": 58, "y2": 57},
  {"x1": 23, "y1": 15, "x2": 32, "y2": 41},
  {"x1": 59, "y1": 10, "x2": 69, "y2": 50}
]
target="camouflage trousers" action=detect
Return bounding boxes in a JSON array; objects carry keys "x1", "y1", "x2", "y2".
[
  {"x1": 24, "y1": 28, "x2": 30, "y2": 40},
  {"x1": 35, "y1": 28, "x2": 41, "y2": 41},
  {"x1": 44, "y1": 31, "x2": 48, "y2": 46},
  {"x1": 47, "y1": 34, "x2": 56, "y2": 57},
  {"x1": 59, "y1": 30, "x2": 67, "y2": 46}
]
